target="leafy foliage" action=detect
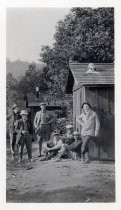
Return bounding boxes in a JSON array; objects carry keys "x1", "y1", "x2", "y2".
[
  {"x1": 6, "y1": 73, "x2": 18, "y2": 109},
  {"x1": 54, "y1": 7, "x2": 114, "y2": 63},
  {"x1": 39, "y1": 8, "x2": 114, "y2": 98},
  {"x1": 18, "y1": 63, "x2": 49, "y2": 96}
]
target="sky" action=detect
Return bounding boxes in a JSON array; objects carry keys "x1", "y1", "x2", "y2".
[{"x1": 6, "y1": 8, "x2": 70, "y2": 63}]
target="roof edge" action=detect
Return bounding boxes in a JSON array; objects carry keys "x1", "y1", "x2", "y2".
[{"x1": 69, "y1": 62, "x2": 114, "y2": 65}]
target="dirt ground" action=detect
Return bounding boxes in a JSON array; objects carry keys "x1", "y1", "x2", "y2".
[{"x1": 6, "y1": 141, "x2": 115, "y2": 203}]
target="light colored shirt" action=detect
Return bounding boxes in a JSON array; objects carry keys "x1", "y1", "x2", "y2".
[
  {"x1": 40, "y1": 111, "x2": 49, "y2": 124},
  {"x1": 76, "y1": 110, "x2": 100, "y2": 137},
  {"x1": 34, "y1": 110, "x2": 56, "y2": 128}
]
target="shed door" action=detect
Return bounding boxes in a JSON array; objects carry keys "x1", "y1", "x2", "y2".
[{"x1": 85, "y1": 86, "x2": 114, "y2": 160}]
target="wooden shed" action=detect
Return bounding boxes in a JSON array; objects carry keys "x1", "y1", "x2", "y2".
[
  {"x1": 66, "y1": 62, "x2": 114, "y2": 161},
  {"x1": 25, "y1": 93, "x2": 68, "y2": 122}
]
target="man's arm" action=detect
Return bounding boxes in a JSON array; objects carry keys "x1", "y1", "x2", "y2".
[
  {"x1": 9, "y1": 114, "x2": 14, "y2": 134},
  {"x1": 28, "y1": 120, "x2": 33, "y2": 135},
  {"x1": 15, "y1": 120, "x2": 22, "y2": 134},
  {"x1": 34, "y1": 113, "x2": 38, "y2": 129},
  {"x1": 48, "y1": 140, "x2": 62, "y2": 151},
  {"x1": 94, "y1": 113, "x2": 100, "y2": 137},
  {"x1": 76, "y1": 114, "x2": 83, "y2": 126}
]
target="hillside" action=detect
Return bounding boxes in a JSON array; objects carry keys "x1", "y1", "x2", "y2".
[{"x1": 6, "y1": 59, "x2": 44, "y2": 79}]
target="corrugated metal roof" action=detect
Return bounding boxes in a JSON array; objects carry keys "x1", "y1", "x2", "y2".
[{"x1": 69, "y1": 63, "x2": 114, "y2": 85}]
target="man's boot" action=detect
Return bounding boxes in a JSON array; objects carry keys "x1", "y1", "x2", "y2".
[
  {"x1": 83, "y1": 152, "x2": 90, "y2": 164},
  {"x1": 81, "y1": 154, "x2": 85, "y2": 163}
]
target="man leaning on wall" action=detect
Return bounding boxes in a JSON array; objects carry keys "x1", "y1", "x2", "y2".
[{"x1": 76, "y1": 102, "x2": 100, "y2": 164}]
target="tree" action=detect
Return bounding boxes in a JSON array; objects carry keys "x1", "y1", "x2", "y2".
[
  {"x1": 39, "y1": 8, "x2": 114, "y2": 98},
  {"x1": 18, "y1": 63, "x2": 49, "y2": 96},
  {"x1": 54, "y1": 7, "x2": 114, "y2": 63},
  {"x1": 6, "y1": 73, "x2": 18, "y2": 109}
]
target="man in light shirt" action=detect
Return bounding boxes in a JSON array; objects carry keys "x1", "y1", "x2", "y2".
[
  {"x1": 34, "y1": 102, "x2": 57, "y2": 157},
  {"x1": 76, "y1": 102, "x2": 100, "y2": 164},
  {"x1": 40, "y1": 132, "x2": 63, "y2": 161}
]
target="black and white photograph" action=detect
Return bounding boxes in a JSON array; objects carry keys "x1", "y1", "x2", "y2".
[{"x1": 5, "y1": 6, "x2": 115, "y2": 204}]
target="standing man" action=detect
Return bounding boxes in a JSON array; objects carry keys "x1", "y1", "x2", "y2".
[
  {"x1": 34, "y1": 102, "x2": 57, "y2": 157},
  {"x1": 15, "y1": 110, "x2": 33, "y2": 162},
  {"x1": 76, "y1": 102, "x2": 100, "y2": 164},
  {"x1": 9, "y1": 104, "x2": 21, "y2": 160}
]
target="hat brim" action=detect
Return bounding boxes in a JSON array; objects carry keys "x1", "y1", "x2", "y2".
[
  {"x1": 13, "y1": 105, "x2": 19, "y2": 110},
  {"x1": 66, "y1": 126, "x2": 73, "y2": 129},
  {"x1": 20, "y1": 113, "x2": 29, "y2": 115},
  {"x1": 40, "y1": 103, "x2": 46, "y2": 106},
  {"x1": 53, "y1": 133, "x2": 60, "y2": 136}
]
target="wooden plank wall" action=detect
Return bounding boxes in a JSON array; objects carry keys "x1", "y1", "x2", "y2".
[{"x1": 85, "y1": 86, "x2": 114, "y2": 160}]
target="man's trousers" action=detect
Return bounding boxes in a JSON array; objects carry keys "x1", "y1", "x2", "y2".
[
  {"x1": 36, "y1": 124, "x2": 51, "y2": 155},
  {"x1": 18, "y1": 134, "x2": 32, "y2": 160}
]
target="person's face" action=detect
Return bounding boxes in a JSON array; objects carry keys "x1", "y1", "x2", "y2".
[
  {"x1": 40, "y1": 105, "x2": 46, "y2": 111},
  {"x1": 53, "y1": 135, "x2": 59, "y2": 141},
  {"x1": 22, "y1": 114, "x2": 28, "y2": 121},
  {"x1": 74, "y1": 135, "x2": 79, "y2": 140},
  {"x1": 67, "y1": 128, "x2": 73, "y2": 134},
  {"x1": 83, "y1": 104, "x2": 90, "y2": 113},
  {"x1": 14, "y1": 107, "x2": 19, "y2": 113}
]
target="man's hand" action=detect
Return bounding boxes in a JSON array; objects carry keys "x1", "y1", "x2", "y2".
[
  {"x1": 22, "y1": 130, "x2": 27, "y2": 134},
  {"x1": 46, "y1": 148, "x2": 52, "y2": 151},
  {"x1": 94, "y1": 133, "x2": 99, "y2": 137},
  {"x1": 10, "y1": 147, "x2": 14, "y2": 155}
]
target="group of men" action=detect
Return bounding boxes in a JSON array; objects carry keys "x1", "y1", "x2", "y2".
[{"x1": 9, "y1": 101, "x2": 100, "y2": 164}]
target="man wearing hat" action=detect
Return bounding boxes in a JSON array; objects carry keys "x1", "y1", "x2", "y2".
[
  {"x1": 61, "y1": 124, "x2": 75, "y2": 145},
  {"x1": 55, "y1": 130, "x2": 82, "y2": 161},
  {"x1": 9, "y1": 104, "x2": 21, "y2": 160},
  {"x1": 68, "y1": 131, "x2": 82, "y2": 159},
  {"x1": 15, "y1": 110, "x2": 33, "y2": 162},
  {"x1": 34, "y1": 102, "x2": 57, "y2": 157},
  {"x1": 40, "y1": 132, "x2": 62, "y2": 161}
]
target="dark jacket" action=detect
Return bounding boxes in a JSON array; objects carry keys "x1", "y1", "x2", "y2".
[
  {"x1": 9, "y1": 112, "x2": 21, "y2": 134},
  {"x1": 15, "y1": 119, "x2": 33, "y2": 144}
]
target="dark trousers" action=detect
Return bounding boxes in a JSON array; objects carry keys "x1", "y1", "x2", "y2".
[
  {"x1": 81, "y1": 135, "x2": 93, "y2": 155},
  {"x1": 69, "y1": 141, "x2": 82, "y2": 157},
  {"x1": 37, "y1": 124, "x2": 51, "y2": 155},
  {"x1": 10, "y1": 133, "x2": 16, "y2": 153},
  {"x1": 18, "y1": 134, "x2": 32, "y2": 160},
  {"x1": 10, "y1": 133, "x2": 17, "y2": 158}
]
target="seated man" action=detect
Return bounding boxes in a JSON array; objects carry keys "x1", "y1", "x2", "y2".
[
  {"x1": 40, "y1": 132, "x2": 63, "y2": 161},
  {"x1": 55, "y1": 131, "x2": 82, "y2": 161},
  {"x1": 62, "y1": 124, "x2": 75, "y2": 145},
  {"x1": 68, "y1": 131, "x2": 82, "y2": 159}
]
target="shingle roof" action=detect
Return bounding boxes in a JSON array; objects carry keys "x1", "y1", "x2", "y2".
[
  {"x1": 69, "y1": 62, "x2": 114, "y2": 85},
  {"x1": 26, "y1": 93, "x2": 67, "y2": 109}
]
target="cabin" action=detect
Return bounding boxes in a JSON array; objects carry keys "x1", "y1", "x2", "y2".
[
  {"x1": 25, "y1": 93, "x2": 69, "y2": 140},
  {"x1": 66, "y1": 62, "x2": 114, "y2": 161},
  {"x1": 25, "y1": 93, "x2": 68, "y2": 122}
]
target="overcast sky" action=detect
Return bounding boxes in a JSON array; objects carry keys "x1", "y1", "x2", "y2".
[{"x1": 6, "y1": 8, "x2": 70, "y2": 63}]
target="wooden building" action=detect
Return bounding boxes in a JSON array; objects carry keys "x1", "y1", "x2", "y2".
[
  {"x1": 66, "y1": 62, "x2": 114, "y2": 160},
  {"x1": 25, "y1": 93, "x2": 67, "y2": 122}
]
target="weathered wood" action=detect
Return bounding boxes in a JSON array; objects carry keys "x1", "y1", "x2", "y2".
[
  {"x1": 66, "y1": 62, "x2": 114, "y2": 161},
  {"x1": 84, "y1": 86, "x2": 114, "y2": 160}
]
